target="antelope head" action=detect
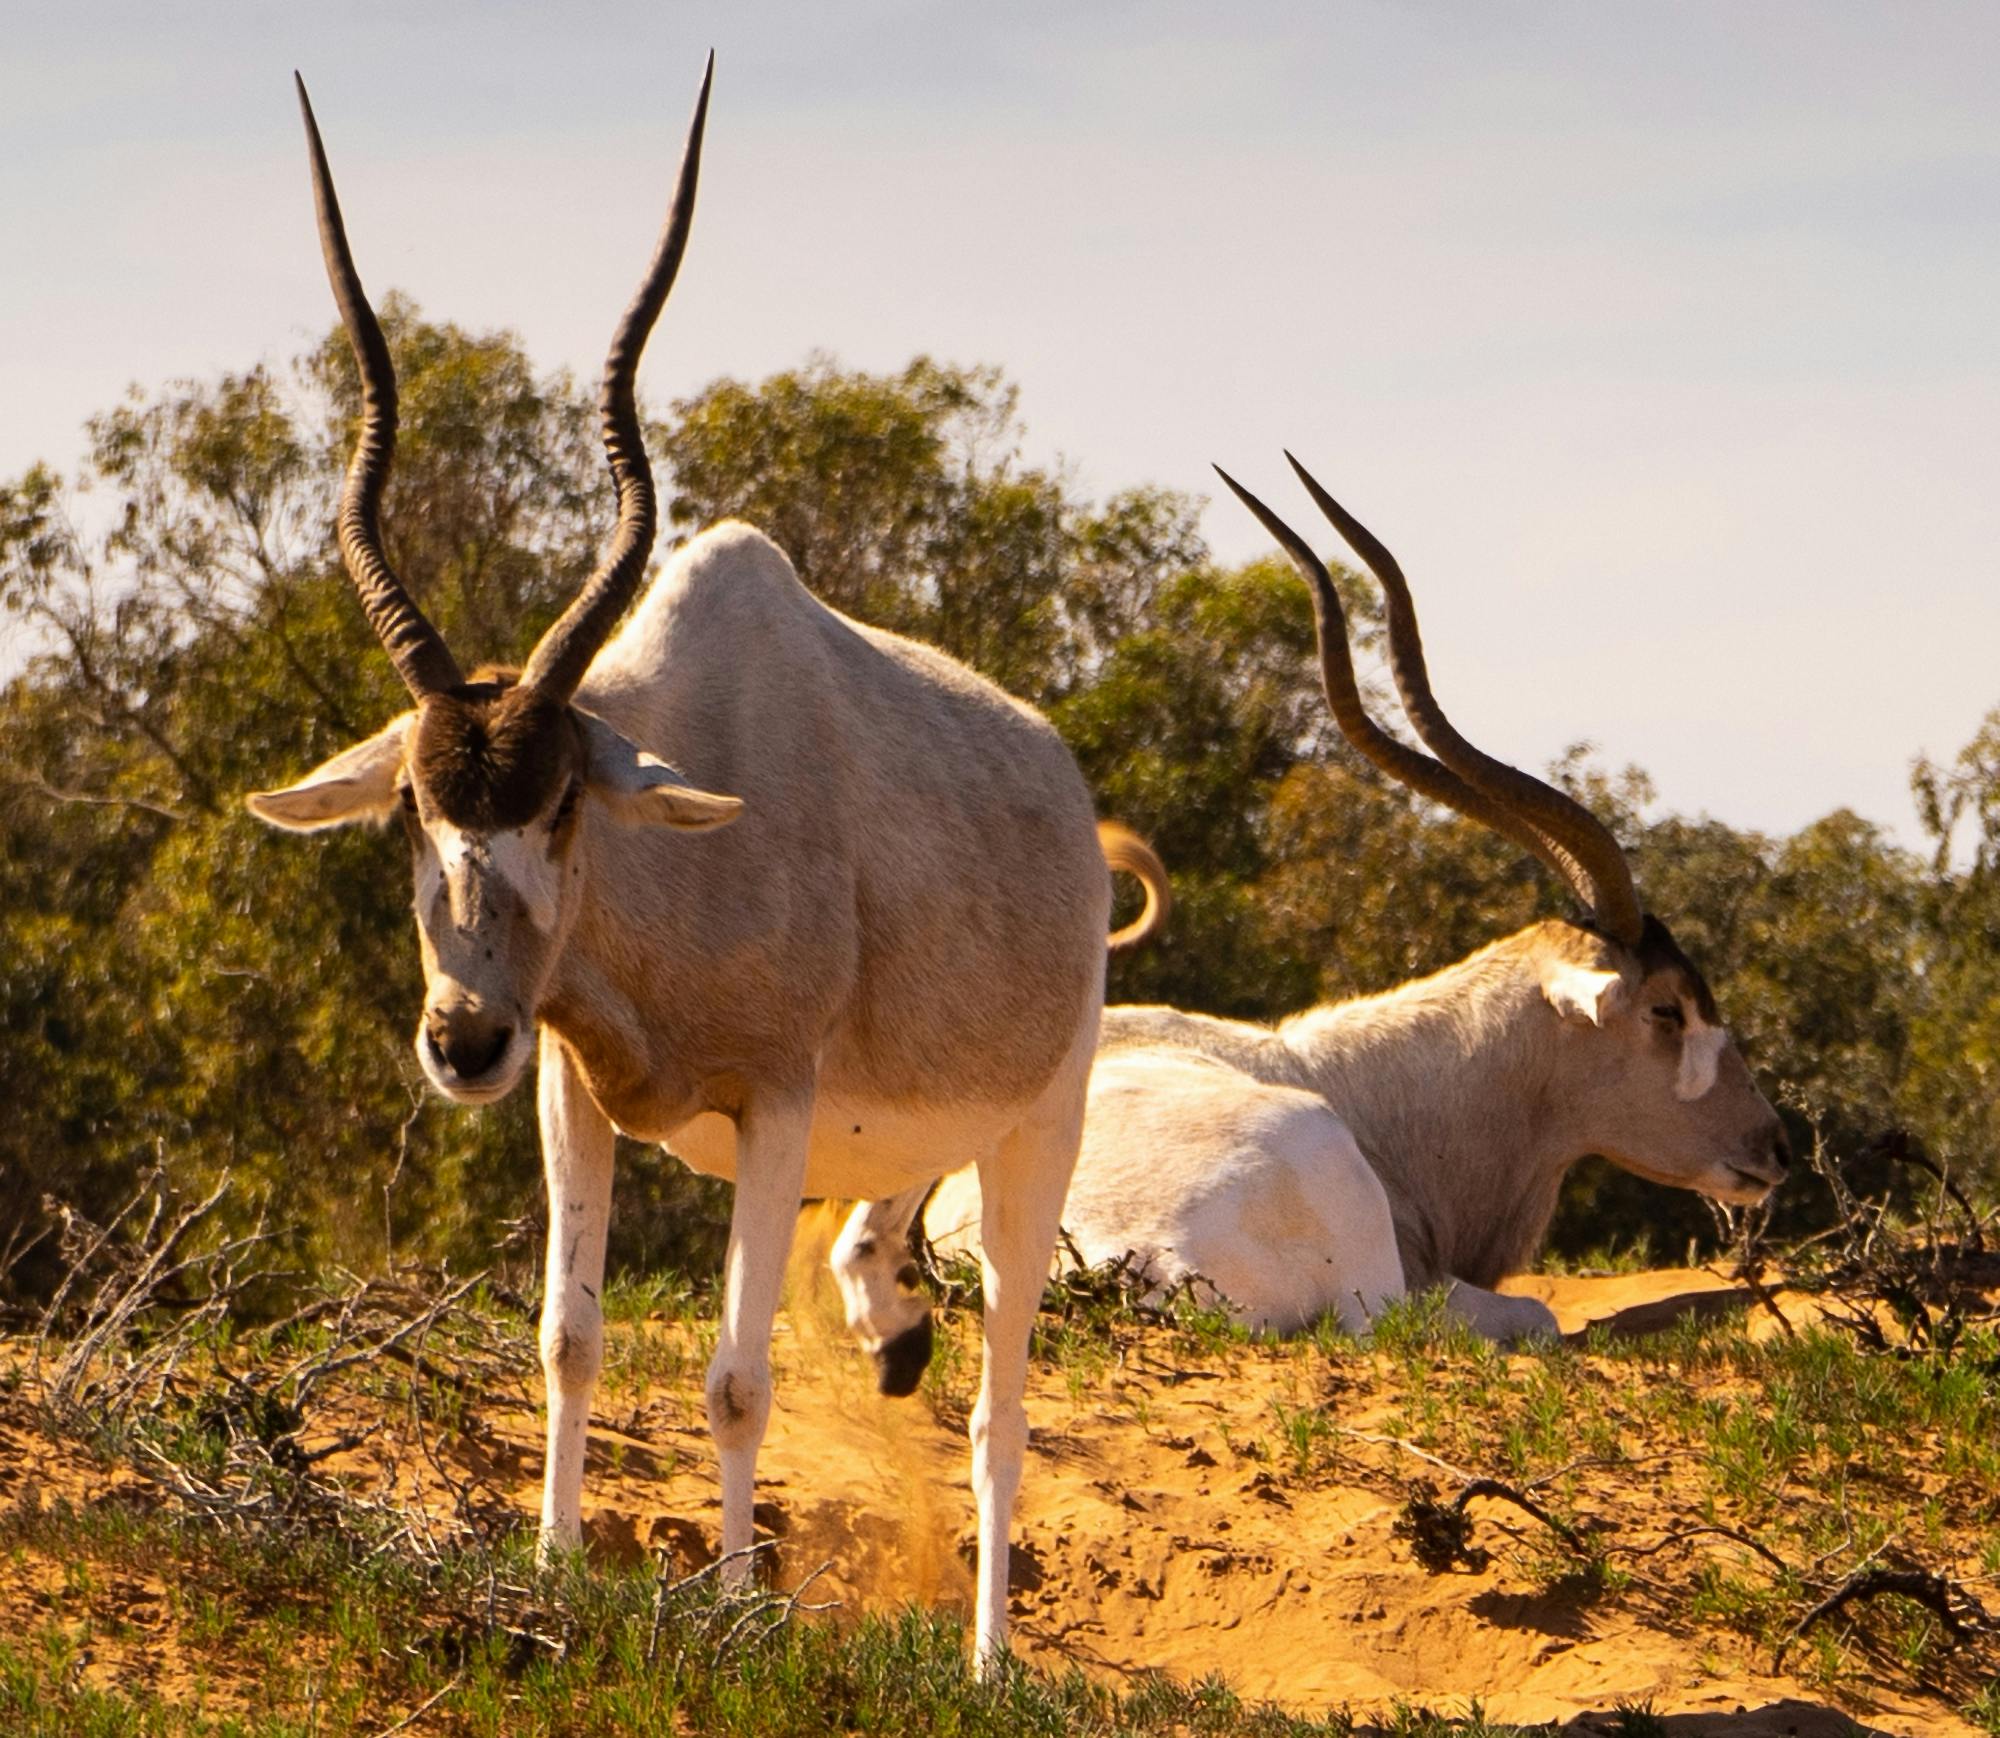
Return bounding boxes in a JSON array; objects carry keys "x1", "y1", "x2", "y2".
[
  {"x1": 249, "y1": 61, "x2": 741, "y2": 1105},
  {"x1": 1218, "y1": 455, "x2": 1790, "y2": 1206}
]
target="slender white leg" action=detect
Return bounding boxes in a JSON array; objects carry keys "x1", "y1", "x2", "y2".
[
  {"x1": 536, "y1": 1028, "x2": 616, "y2": 1559},
  {"x1": 968, "y1": 1097, "x2": 1082, "y2": 1668},
  {"x1": 829, "y1": 1185, "x2": 934, "y2": 1395},
  {"x1": 706, "y1": 1088, "x2": 812, "y2": 1579},
  {"x1": 1443, "y1": 1279, "x2": 1560, "y2": 1343}
]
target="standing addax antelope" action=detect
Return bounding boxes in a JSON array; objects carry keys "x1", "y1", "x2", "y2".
[
  {"x1": 251, "y1": 61, "x2": 1151, "y2": 1663},
  {"x1": 929, "y1": 455, "x2": 1790, "y2": 1341}
]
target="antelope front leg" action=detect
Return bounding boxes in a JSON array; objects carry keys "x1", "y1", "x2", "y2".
[
  {"x1": 1443, "y1": 1278, "x2": 1560, "y2": 1343},
  {"x1": 707, "y1": 1088, "x2": 811, "y2": 1579},
  {"x1": 536, "y1": 1028, "x2": 616, "y2": 1558}
]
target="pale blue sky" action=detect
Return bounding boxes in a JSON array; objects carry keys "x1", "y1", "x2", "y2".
[{"x1": 3, "y1": 3, "x2": 1996, "y2": 846}]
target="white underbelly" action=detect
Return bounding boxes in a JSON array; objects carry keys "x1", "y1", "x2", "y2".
[{"x1": 659, "y1": 1094, "x2": 1022, "y2": 1200}]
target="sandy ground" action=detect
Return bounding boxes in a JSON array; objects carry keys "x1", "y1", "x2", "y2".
[
  {"x1": 1, "y1": 1250, "x2": 1983, "y2": 1736},
  {"x1": 535, "y1": 1246, "x2": 1975, "y2": 1735}
]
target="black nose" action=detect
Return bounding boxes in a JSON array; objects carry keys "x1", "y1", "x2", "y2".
[
  {"x1": 873, "y1": 1316, "x2": 934, "y2": 1399},
  {"x1": 428, "y1": 1019, "x2": 512, "y2": 1080},
  {"x1": 1769, "y1": 1125, "x2": 1792, "y2": 1174}
]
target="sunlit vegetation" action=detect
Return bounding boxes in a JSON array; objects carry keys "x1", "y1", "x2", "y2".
[
  {"x1": 5, "y1": 314, "x2": 2000, "y2": 1303},
  {"x1": 6, "y1": 314, "x2": 2000, "y2": 1733},
  {"x1": 4, "y1": 1173, "x2": 1995, "y2": 1733}
]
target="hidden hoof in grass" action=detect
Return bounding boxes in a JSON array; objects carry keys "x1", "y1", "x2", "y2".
[{"x1": 873, "y1": 1315, "x2": 934, "y2": 1397}]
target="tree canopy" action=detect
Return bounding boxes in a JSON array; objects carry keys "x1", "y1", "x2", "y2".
[{"x1": 2, "y1": 310, "x2": 1992, "y2": 1298}]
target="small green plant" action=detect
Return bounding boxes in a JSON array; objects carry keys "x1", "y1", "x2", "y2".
[
  {"x1": 602, "y1": 1268, "x2": 709, "y2": 1325},
  {"x1": 1607, "y1": 1699, "x2": 1668, "y2": 1737},
  {"x1": 919, "y1": 1314, "x2": 974, "y2": 1421},
  {"x1": 1965, "y1": 1673, "x2": 2000, "y2": 1736},
  {"x1": 1161, "y1": 1281, "x2": 1250, "y2": 1359},
  {"x1": 1270, "y1": 1397, "x2": 1333, "y2": 1482},
  {"x1": 1033, "y1": 1313, "x2": 1116, "y2": 1403},
  {"x1": 1799, "y1": 1620, "x2": 1850, "y2": 1692},
  {"x1": 1538, "y1": 1234, "x2": 1657, "y2": 1277},
  {"x1": 1305, "y1": 1308, "x2": 1360, "y2": 1360},
  {"x1": 1376, "y1": 1697, "x2": 1525, "y2": 1736},
  {"x1": 1370, "y1": 1288, "x2": 1482, "y2": 1362}
]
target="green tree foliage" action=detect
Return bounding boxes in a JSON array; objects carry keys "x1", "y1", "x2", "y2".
[
  {"x1": 0, "y1": 304, "x2": 603, "y2": 1295},
  {"x1": 1906, "y1": 716, "x2": 2000, "y2": 1180},
  {"x1": 2, "y1": 320, "x2": 1992, "y2": 1300},
  {"x1": 657, "y1": 354, "x2": 1211, "y2": 707}
]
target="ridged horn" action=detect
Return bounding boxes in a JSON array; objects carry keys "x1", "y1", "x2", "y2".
[
  {"x1": 1214, "y1": 464, "x2": 1583, "y2": 884},
  {"x1": 1283, "y1": 452, "x2": 1645, "y2": 947},
  {"x1": 519, "y1": 53, "x2": 714, "y2": 703},
  {"x1": 295, "y1": 74, "x2": 463, "y2": 700}
]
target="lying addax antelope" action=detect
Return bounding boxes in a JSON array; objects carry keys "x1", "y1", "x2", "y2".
[
  {"x1": 251, "y1": 61, "x2": 1155, "y2": 1664},
  {"x1": 926, "y1": 455, "x2": 1791, "y2": 1342}
]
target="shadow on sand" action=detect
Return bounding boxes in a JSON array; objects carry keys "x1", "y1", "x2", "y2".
[{"x1": 1555, "y1": 1698, "x2": 1892, "y2": 1735}]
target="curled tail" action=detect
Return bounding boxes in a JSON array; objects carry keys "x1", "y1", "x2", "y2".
[{"x1": 1099, "y1": 821, "x2": 1170, "y2": 950}]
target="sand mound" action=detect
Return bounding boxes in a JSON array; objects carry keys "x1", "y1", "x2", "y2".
[
  {"x1": 525, "y1": 1259, "x2": 1975, "y2": 1734},
  {"x1": 6, "y1": 1255, "x2": 1983, "y2": 1734}
]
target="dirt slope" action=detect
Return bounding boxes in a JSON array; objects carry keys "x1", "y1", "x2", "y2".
[
  {"x1": 505, "y1": 1251, "x2": 1974, "y2": 1734},
  {"x1": 4, "y1": 1252, "x2": 1984, "y2": 1734}
]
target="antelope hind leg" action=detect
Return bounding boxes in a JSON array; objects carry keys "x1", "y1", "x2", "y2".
[{"x1": 968, "y1": 1098, "x2": 1082, "y2": 1670}]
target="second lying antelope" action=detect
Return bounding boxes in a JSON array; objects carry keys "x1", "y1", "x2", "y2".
[{"x1": 922, "y1": 456, "x2": 1791, "y2": 1342}]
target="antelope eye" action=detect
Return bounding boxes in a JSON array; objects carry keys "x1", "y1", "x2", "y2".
[{"x1": 1651, "y1": 1003, "x2": 1685, "y2": 1028}]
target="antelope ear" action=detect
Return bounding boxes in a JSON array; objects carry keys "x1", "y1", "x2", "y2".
[
  {"x1": 1542, "y1": 961, "x2": 1626, "y2": 1028},
  {"x1": 247, "y1": 715, "x2": 413, "y2": 831},
  {"x1": 577, "y1": 709, "x2": 743, "y2": 833}
]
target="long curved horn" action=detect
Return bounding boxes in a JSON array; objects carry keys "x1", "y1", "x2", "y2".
[
  {"x1": 295, "y1": 75, "x2": 463, "y2": 700},
  {"x1": 1214, "y1": 465, "x2": 1583, "y2": 883},
  {"x1": 1283, "y1": 453, "x2": 1645, "y2": 947},
  {"x1": 520, "y1": 54, "x2": 714, "y2": 703}
]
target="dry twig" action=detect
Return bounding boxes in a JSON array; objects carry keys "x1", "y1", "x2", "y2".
[
  {"x1": 1776, "y1": 1564, "x2": 1990, "y2": 1668},
  {"x1": 1394, "y1": 1475, "x2": 1591, "y2": 1574}
]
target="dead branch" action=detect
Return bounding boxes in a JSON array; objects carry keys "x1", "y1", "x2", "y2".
[
  {"x1": 706, "y1": 1560, "x2": 840, "y2": 1671},
  {"x1": 1394, "y1": 1475, "x2": 1591, "y2": 1575},
  {"x1": 640, "y1": 1538, "x2": 840, "y2": 1678},
  {"x1": 1776, "y1": 1565, "x2": 1990, "y2": 1668},
  {"x1": 1601, "y1": 1521, "x2": 1792, "y2": 1578},
  {"x1": 1866, "y1": 1129, "x2": 1986, "y2": 1255},
  {"x1": 646, "y1": 1539, "x2": 776, "y2": 1667},
  {"x1": 7, "y1": 771, "x2": 191, "y2": 824},
  {"x1": 1722, "y1": 1237, "x2": 1799, "y2": 1341},
  {"x1": 1335, "y1": 1426, "x2": 1473, "y2": 1484},
  {"x1": 363, "y1": 1673, "x2": 463, "y2": 1738}
]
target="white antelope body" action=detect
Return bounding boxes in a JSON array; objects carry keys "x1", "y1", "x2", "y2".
[
  {"x1": 251, "y1": 62, "x2": 1138, "y2": 1664},
  {"x1": 929, "y1": 456, "x2": 1790, "y2": 1341},
  {"x1": 943, "y1": 1046, "x2": 1408, "y2": 1335}
]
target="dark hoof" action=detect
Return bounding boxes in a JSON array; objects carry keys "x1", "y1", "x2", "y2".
[{"x1": 874, "y1": 1316, "x2": 934, "y2": 1397}]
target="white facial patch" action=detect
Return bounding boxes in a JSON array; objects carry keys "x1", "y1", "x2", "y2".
[
  {"x1": 414, "y1": 838, "x2": 445, "y2": 920},
  {"x1": 429, "y1": 820, "x2": 562, "y2": 934},
  {"x1": 1675, "y1": 1015, "x2": 1728, "y2": 1101}
]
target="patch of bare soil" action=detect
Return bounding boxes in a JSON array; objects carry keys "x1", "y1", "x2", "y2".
[
  {"x1": 432, "y1": 1252, "x2": 1985, "y2": 1733},
  {"x1": 0, "y1": 1407, "x2": 280, "y2": 1719},
  {"x1": 2, "y1": 1251, "x2": 1988, "y2": 1734}
]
